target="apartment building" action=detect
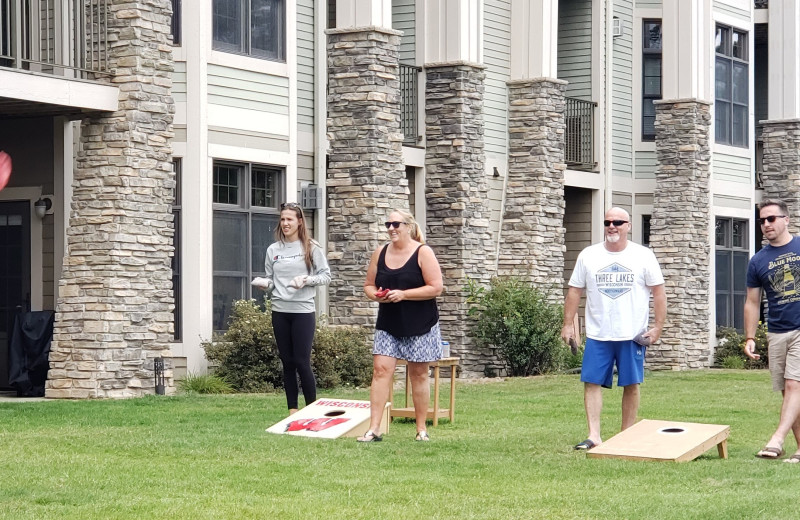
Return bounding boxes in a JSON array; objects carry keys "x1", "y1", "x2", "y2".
[{"x1": 0, "y1": 0, "x2": 796, "y2": 396}]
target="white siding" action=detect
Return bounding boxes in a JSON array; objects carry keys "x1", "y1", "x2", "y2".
[
  {"x1": 635, "y1": 150, "x2": 657, "y2": 179},
  {"x1": 612, "y1": 0, "x2": 634, "y2": 178},
  {"x1": 297, "y1": 0, "x2": 316, "y2": 134},
  {"x1": 713, "y1": 1, "x2": 751, "y2": 22},
  {"x1": 207, "y1": 64, "x2": 290, "y2": 115},
  {"x1": 636, "y1": 0, "x2": 662, "y2": 8},
  {"x1": 714, "y1": 194, "x2": 752, "y2": 210},
  {"x1": 558, "y1": 0, "x2": 593, "y2": 100},
  {"x1": 173, "y1": 62, "x2": 186, "y2": 103},
  {"x1": 714, "y1": 152, "x2": 751, "y2": 183},
  {"x1": 484, "y1": 0, "x2": 511, "y2": 156},
  {"x1": 392, "y1": 0, "x2": 416, "y2": 64}
]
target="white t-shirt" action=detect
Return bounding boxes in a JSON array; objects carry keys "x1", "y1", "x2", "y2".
[{"x1": 568, "y1": 241, "x2": 665, "y2": 341}]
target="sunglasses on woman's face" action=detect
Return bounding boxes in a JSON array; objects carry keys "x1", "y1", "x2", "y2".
[{"x1": 384, "y1": 221, "x2": 405, "y2": 229}]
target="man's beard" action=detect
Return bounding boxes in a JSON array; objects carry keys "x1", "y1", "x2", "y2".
[{"x1": 606, "y1": 234, "x2": 620, "y2": 243}]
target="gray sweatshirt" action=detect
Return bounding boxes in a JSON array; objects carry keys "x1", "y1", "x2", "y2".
[{"x1": 264, "y1": 239, "x2": 331, "y2": 313}]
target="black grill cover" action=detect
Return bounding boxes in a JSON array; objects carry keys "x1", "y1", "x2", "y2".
[{"x1": 8, "y1": 311, "x2": 55, "y2": 397}]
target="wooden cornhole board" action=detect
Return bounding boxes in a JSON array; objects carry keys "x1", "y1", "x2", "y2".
[
  {"x1": 266, "y1": 399, "x2": 390, "y2": 439},
  {"x1": 586, "y1": 419, "x2": 730, "y2": 462}
]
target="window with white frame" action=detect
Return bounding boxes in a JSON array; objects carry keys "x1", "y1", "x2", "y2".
[
  {"x1": 212, "y1": 0, "x2": 285, "y2": 62},
  {"x1": 715, "y1": 25, "x2": 749, "y2": 147},
  {"x1": 212, "y1": 161, "x2": 283, "y2": 331},
  {"x1": 642, "y1": 20, "x2": 662, "y2": 141},
  {"x1": 715, "y1": 217, "x2": 749, "y2": 330}
]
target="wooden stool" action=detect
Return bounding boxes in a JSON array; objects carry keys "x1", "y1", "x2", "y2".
[{"x1": 390, "y1": 357, "x2": 459, "y2": 426}]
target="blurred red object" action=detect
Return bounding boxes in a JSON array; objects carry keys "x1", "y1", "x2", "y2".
[{"x1": 0, "y1": 151, "x2": 12, "y2": 191}]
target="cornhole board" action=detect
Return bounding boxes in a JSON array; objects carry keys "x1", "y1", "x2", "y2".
[
  {"x1": 266, "y1": 399, "x2": 390, "y2": 439},
  {"x1": 586, "y1": 419, "x2": 730, "y2": 462}
]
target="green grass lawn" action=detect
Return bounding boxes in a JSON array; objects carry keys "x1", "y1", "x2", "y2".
[{"x1": 0, "y1": 370, "x2": 796, "y2": 520}]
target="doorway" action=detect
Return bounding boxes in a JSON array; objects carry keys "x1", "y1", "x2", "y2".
[{"x1": 0, "y1": 201, "x2": 31, "y2": 389}]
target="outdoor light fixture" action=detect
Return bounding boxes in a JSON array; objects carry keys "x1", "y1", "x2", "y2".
[
  {"x1": 34, "y1": 197, "x2": 52, "y2": 219},
  {"x1": 154, "y1": 357, "x2": 165, "y2": 395}
]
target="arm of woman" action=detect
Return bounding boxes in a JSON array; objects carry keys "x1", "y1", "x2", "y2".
[
  {"x1": 364, "y1": 246, "x2": 386, "y2": 301},
  {"x1": 305, "y1": 244, "x2": 332, "y2": 286},
  {"x1": 385, "y1": 245, "x2": 443, "y2": 303}
]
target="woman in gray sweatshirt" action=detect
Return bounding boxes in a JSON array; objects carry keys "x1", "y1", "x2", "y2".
[{"x1": 259, "y1": 203, "x2": 331, "y2": 415}]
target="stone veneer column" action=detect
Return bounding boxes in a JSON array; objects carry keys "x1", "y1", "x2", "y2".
[
  {"x1": 761, "y1": 119, "x2": 800, "y2": 233},
  {"x1": 425, "y1": 63, "x2": 495, "y2": 377},
  {"x1": 326, "y1": 27, "x2": 406, "y2": 327},
  {"x1": 500, "y1": 78, "x2": 567, "y2": 298},
  {"x1": 46, "y1": 1, "x2": 175, "y2": 398},
  {"x1": 649, "y1": 99, "x2": 712, "y2": 370}
]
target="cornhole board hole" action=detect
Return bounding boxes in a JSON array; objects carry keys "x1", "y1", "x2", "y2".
[
  {"x1": 586, "y1": 419, "x2": 730, "y2": 462},
  {"x1": 266, "y1": 399, "x2": 390, "y2": 439}
]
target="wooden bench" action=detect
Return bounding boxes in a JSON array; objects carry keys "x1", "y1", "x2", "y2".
[{"x1": 390, "y1": 357, "x2": 459, "y2": 426}]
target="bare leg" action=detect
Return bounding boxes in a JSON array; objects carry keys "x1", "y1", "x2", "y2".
[
  {"x1": 764, "y1": 379, "x2": 800, "y2": 452},
  {"x1": 288, "y1": 408, "x2": 298, "y2": 416},
  {"x1": 621, "y1": 384, "x2": 640, "y2": 431},
  {"x1": 408, "y1": 361, "x2": 430, "y2": 434},
  {"x1": 359, "y1": 355, "x2": 397, "y2": 436},
  {"x1": 584, "y1": 383, "x2": 603, "y2": 445}
]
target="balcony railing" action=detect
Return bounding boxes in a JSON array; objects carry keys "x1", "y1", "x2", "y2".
[
  {"x1": 564, "y1": 96, "x2": 597, "y2": 170},
  {"x1": 0, "y1": 0, "x2": 109, "y2": 77},
  {"x1": 399, "y1": 63, "x2": 421, "y2": 146}
]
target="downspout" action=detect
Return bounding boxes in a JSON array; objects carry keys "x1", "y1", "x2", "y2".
[
  {"x1": 604, "y1": 0, "x2": 614, "y2": 210},
  {"x1": 315, "y1": 0, "x2": 329, "y2": 312}
]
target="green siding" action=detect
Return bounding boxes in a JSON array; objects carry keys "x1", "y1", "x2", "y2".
[
  {"x1": 713, "y1": 1, "x2": 751, "y2": 22},
  {"x1": 714, "y1": 152, "x2": 752, "y2": 184},
  {"x1": 635, "y1": 150, "x2": 657, "y2": 179},
  {"x1": 297, "y1": 0, "x2": 316, "y2": 134},
  {"x1": 207, "y1": 64, "x2": 289, "y2": 115},
  {"x1": 484, "y1": 0, "x2": 511, "y2": 156},
  {"x1": 173, "y1": 61, "x2": 186, "y2": 103},
  {"x1": 298, "y1": 152, "x2": 315, "y2": 182},
  {"x1": 558, "y1": 0, "x2": 593, "y2": 100},
  {"x1": 392, "y1": 0, "x2": 416, "y2": 64},
  {"x1": 612, "y1": 0, "x2": 633, "y2": 178}
]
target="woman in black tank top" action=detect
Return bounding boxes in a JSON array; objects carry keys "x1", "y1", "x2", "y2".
[{"x1": 357, "y1": 210, "x2": 443, "y2": 443}]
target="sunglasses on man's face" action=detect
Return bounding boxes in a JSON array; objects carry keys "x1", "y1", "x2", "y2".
[
  {"x1": 603, "y1": 220, "x2": 628, "y2": 227},
  {"x1": 384, "y1": 221, "x2": 405, "y2": 229},
  {"x1": 757, "y1": 215, "x2": 786, "y2": 225}
]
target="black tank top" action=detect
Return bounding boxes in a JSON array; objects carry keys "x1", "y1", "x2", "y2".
[{"x1": 374, "y1": 244, "x2": 439, "y2": 337}]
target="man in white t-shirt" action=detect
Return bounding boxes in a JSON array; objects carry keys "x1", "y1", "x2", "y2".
[{"x1": 562, "y1": 207, "x2": 666, "y2": 450}]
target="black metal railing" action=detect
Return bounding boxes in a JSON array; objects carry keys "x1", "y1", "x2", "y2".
[
  {"x1": 564, "y1": 96, "x2": 596, "y2": 170},
  {"x1": 399, "y1": 63, "x2": 421, "y2": 146},
  {"x1": 0, "y1": 0, "x2": 109, "y2": 76}
]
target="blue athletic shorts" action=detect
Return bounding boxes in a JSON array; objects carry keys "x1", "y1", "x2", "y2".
[{"x1": 580, "y1": 338, "x2": 645, "y2": 389}]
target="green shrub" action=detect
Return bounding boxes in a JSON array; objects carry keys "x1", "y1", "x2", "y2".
[
  {"x1": 720, "y1": 355, "x2": 746, "y2": 370},
  {"x1": 467, "y1": 277, "x2": 566, "y2": 376},
  {"x1": 203, "y1": 299, "x2": 283, "y2": 393},
  {"x1": 203, "y1": 299, "x2": 373, "y2": 392},
  {"x1": 714, "y1": 323, "x2": 768, "y2": 369},
  {"x1": 178, "y1": 373, "x2": 234, "y2": 394},
  {"x1": 311, "y1": 317, "x2": 373, "y2": 389}
]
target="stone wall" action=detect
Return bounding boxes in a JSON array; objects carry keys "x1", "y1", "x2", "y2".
[
  {"x1": 46, "y1": 0, "x2": 175, "y2": 398},
  {"x1": 649, "y1": 99, "x2": 712, "y2": 370},
  {"x1": 500, "y1": 78, "x2": 567, "y2": 300},
  {"x1": 425, "y1": 63, "x2": 496, "y2": 377},
  {"x1": 761, "y1": 119, "x2": 800, "y2": 235},
  {"x1": 326, "y1": 27, "x2": 406, "y2": 327}
]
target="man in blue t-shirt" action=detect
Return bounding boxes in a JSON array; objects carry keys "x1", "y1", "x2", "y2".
[{"x1": 744, "y1": 200, "x2": 800, "y2": 463}]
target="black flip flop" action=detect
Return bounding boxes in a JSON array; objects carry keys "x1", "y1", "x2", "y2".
[{"x1": 574, "y1": 439, "x2": 596, "y2": 450}]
